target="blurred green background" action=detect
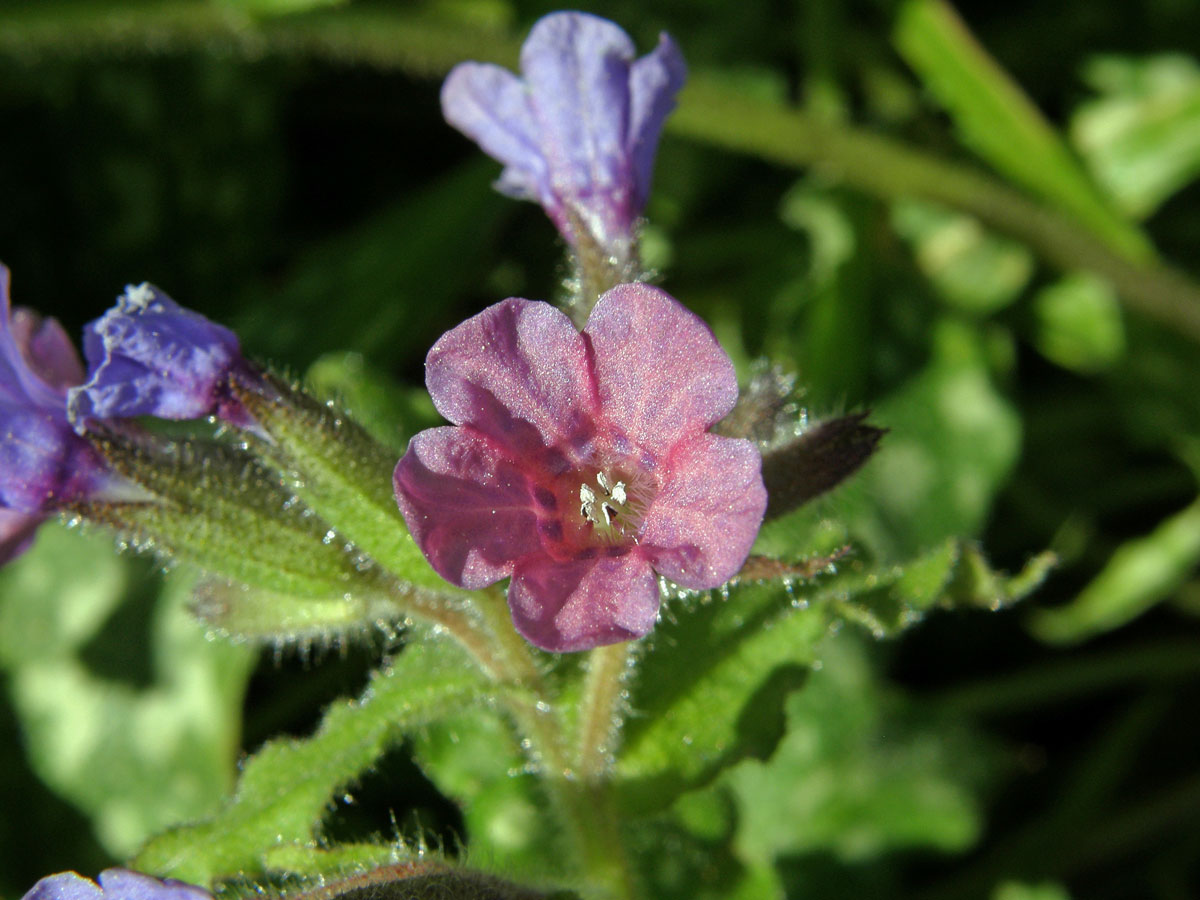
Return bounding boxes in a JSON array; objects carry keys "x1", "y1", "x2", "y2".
[{"x1": 1, "y1": 0, "x2": 1200, "y2": 898}]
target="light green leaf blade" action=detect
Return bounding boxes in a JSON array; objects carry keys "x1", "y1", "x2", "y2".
[
  {"x1": 1033, "y1": 272, "x2": 1127, "y2": 372},
  {"x1": 0, "y1": 523, "x2": 255, "y2": 857},
  {"x1": 993, "y1": 882, "x2": 1072, "y2": 900},
  {"x1": 894, "y1": 0, "x2": 1151, "y2": 261},
  {"x1": 412, "y1": 709, "x2": 560, "y2": 880},
  {"x1": 892, "y1": 199, "x2": 1034, "y2": 314},
  {"x1": 616, "y1": 582, "x2": 827, "y2": 814},
  {"x1": 134, "y1": 634, "x2": 491, "y2": 884},
  {"x1": 725, "y1": 632, "x2": 985, "y2": 865},
  {"x1": 1072, "y1": 55, "x2": 1200, "y2": 219},
  {"x1": 1031, "y1": 496, "x2": 1200, "y2": 644},
  {"x1": 844, "y1": 317, "x2": 1022, "y2": 560}
]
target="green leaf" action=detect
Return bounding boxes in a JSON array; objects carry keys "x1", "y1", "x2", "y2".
[
  {"x1": 1031, "y1": 496, "x2": 1200, "y2": 644},
  {"x1": 190, "y1": 580, "x2": 405, "y2": 644},
  {"x1": 412, "y1": 709, "x2": 560, "y2": 880},
  {"x1": 237, "y1": 375, "x2": 453, "y2": 594},
  {"x1": 134, "y1": 634, "x2": 492, "y2": 884},
  {"x1": 892, "y1": 200, "x2": 1034, "y2": 314},
  {"x1": 0, "y1": 523, "x2": 255, "y2": 857},
  {"x1": 724, "y1": 632, "x2": 985, "y2": 864},
  {"x1": 894, "y1": 0, "x2": 1151, "y2": 261},
  {"x1": 84, "y1": 431, "x2": 396, "y2": 601},
  {"x1": 843, "y1": 317, "x2": 1022, "y2": 559},
  {"x1": 616, "y1": 582, "x2": 827, "y2": 814},
  {"x1": 832, "y1": 539, "x2": 1055, "y2": 638},
  {"x1": 1072, "y1": 55, "x2": 1200, "y2": 219},
  {"x1": 775, "y1": 181, "x2": 873, "y2": 406},
  {"x1": 1033, "y1": 272, "x2": 1126, "y2": 372},
  {"x1": 992, "y1": 882, "x2": 1072, "y2": 900}
]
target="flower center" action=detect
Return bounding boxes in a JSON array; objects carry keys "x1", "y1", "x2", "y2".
[{"x1": 579, "y1": 470, "x2": 631, "y2": 538}]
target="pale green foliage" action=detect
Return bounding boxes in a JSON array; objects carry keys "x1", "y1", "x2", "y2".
[
  {"x1": 843, "y1": 318, "x2": 1021, "y2": 559},
  {"x1": 618, "y1": 585, "x2": 827, "y2": 813},
  {"x1": 134, "y1": 634, "x2": 491, "y2": 884},
  {"x1": 413, "y1": 710, "x2": 559, "y2": 878},
  {"x1": 993, "y1": 882, "x2": 1072, "y2": 900},
  {"x1": 892, "y1": 200, "x2": 1034, "y2": 314},
  {"x1": 1032, "y1": 497, "x2": 1200, "y2": 643},
  {"x1": 0, "y1": 523, "x2": 254, "y2": 857},
  {"x1": 894, "y1": 0, "x2": 1151, "y2": 260},
  {"x1": 1072, "y1": 55, "x2": 1200, "y2": 219},
  {"x1": 1033, "y1": 273, "x2": 1127, "y2": 372},
  {"x1": 724, "y1": 632, "x2": 984, "y2": 864}
]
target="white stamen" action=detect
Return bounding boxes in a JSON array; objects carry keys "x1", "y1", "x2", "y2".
[
  {"x1": 596, "y1": 472, "x2": 611, "y2": 492},
  {"x1": 579, "y1": 483, "x2": 597, "y2": 518},
  {"x1": 601, "y1": 504, "x2": 616, "y2": 527},
  {"x1": 610, "y1": 481, "x2": 627, "y2": 505}
]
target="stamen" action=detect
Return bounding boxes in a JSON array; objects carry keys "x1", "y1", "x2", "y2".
[{"x1": 579, "y1": 483, "x2": 597, "y2": 519}]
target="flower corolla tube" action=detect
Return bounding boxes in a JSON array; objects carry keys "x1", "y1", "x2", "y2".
[{"x1": 394, "y1": 282, "x2": 767, "y2": 652}]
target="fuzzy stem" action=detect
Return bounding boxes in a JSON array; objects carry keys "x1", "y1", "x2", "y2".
[{"x1": 576, "y1": 642, "x2": 634, "y2": 780}]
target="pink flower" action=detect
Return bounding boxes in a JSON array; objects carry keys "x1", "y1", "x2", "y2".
[{"x1": 393, "y1": 283, "x2": 766, "y2": 652}]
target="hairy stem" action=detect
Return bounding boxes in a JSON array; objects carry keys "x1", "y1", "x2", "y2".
[{"x1": 576, "y1": 642, "x2": 634, "y2": 780}]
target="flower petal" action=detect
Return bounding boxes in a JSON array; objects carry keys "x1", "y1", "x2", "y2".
[
  {"x1": 640, "y1": 433, "x2": 766, "y2": 589},
  {"x1": 522, "y1": 11, "x2": 638, "y2": 242},
  {"x1": 0, "y1": 266, "x2": 73, "y2": 410},
  {"x1": 0, "y1": 405, "x2": 107, "y2": 512},
  {"x1": 441, "y1": 62, "x2": 546, "y2": 205},
  {"x1": 425, "y1": 298, "x2": 597, "y2": 464},
  {"x1": 97, "y1": 871, "x2": 211, "y2": 900},
  {"x1": 394, "y1": 425, "x2": 542, "y2": 590},
  {"x1": 21, "y1": 873, "x2": 104, "y2": 900},
  {"x1": 509, "y1": 550, "x2": 659, "y2": 651},
  {"x1": 10, "y1": 309, "x2": 85, "y2": 391},
  {"x1": 68, "y1": 284, "x2": 245, "y2": 429},
  {"x1": 585, "y1": 283, "x2": 738, "y2": 456},
  {"x1": 0, "y1": 507, "x2": 41, "y2": 565},
  {"x1": 627, "y1": 33, "x2": 687, "y2": 206}
]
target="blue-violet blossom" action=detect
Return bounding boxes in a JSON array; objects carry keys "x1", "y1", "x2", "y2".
[
  {"x1": 68, "y1": 283, "x2": 255, "y2": 431},
  {"x1": 393, "y1": 282, "x2": 766, "y2": 652},
  {"x1": 441, "y1": 11, "x2": 686, "y2": 263},
  {"x1": 0, "y1": 265, "x2": 111, "y2": 528},
  {"x1": 22, "y1": 870, "x2": 212, "y2": 900}
]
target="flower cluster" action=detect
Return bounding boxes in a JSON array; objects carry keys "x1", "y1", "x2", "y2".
[
  {"x1": 1, "y1": 11, "x2": 767, "y2": 661},
  {"x1": 394, "y1": 282, "x2": 766, "y2": 652},
  {"x1": 0, "y1": 268, "x2": 253, "y2": 562}
]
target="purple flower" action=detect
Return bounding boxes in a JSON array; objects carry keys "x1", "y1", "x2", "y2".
[
  {"x1": 441, "y1": 11, "x2": 686, "y2": 261},
  {"x1": 0, "y1": 265, "x2": 110, "y2": 517},
  {"x1": 68, "y1": 283, "x2": 255, "y2": 430},
  {"x1": 21, "y1": 870, "x2": 212, "y2": 900},
  {"x1": 393, "y1": 282, "x2": 766, "y2": 652},
  {"x1": 0, "y1": 507, "x2": 42, "y2": 564}
]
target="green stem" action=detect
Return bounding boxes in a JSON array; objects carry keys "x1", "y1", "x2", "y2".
[
  {"x1": 669, "y1": 74, "x2": 1200, "y2": 344},
  {"x1": 576, "y1": 642, "x2": 634, "y2": 780},
  {"x1": 449, "y1": 587, "x2": 637, "y2": 897}
]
